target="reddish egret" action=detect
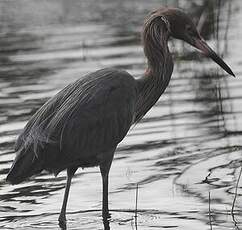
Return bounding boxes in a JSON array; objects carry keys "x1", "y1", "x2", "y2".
[{"x1": 6, "y1": 7, "x2": 235, "y2": 228}]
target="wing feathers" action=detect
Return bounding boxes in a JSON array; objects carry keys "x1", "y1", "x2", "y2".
[{"x1": 15, "y1": 68, "x2": 137, "y2": 171}]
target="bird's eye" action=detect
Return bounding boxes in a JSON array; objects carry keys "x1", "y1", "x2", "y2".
[
  {"x1": 186, "y1": 24, "x2": 198, "y2": 37},
  {"x1": 186, "y1": 25, "x2": 193, "y2": 33}
]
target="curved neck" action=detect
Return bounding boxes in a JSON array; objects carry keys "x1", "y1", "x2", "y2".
[
  {"x1": 143, "y1": 16, "x2": 170, "y2": 75},
  {"x1": 134, "y1": 16, "x2": 174, "y2": 122}
]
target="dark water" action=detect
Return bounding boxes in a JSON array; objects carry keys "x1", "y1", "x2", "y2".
[{"x1": 0, "y1": 0, "x2": 242, "y2": 229}]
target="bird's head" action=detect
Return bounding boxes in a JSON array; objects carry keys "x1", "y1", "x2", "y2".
[{"x1": 144, "y1": 7, "x2": 235, "y2": 77}]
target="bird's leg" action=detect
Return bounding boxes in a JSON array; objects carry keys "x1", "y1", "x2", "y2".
[
  {"x1": 100, "y1": 151, "x2": 114, "y2": 220},
  {"x1": 101, "y1": 167, "x2": 110, "y2": 219},
  {"x1": 58, "y1": 167, "x2": 77, "y2": 228}
]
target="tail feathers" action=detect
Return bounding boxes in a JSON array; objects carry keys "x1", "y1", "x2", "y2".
[{"x1": 6, "y1": 148, "x2": 44, "y2": 184}]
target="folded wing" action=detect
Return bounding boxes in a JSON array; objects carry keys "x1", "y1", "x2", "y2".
[{"x1": 11, "y1": 68, "x2": 137, "y2": 178}]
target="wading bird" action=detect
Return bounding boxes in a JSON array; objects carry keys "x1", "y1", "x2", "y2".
[{"x1": 7, "y1": 7, "x2": 234, "y2": 228}]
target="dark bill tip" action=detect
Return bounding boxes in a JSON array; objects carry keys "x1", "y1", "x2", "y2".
[{"x1": 194, "y1": 39, "x2": 236, "y2": 77}]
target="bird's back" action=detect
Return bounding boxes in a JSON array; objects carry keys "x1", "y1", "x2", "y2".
[{"x1": 7, "y1": 68, "x2": 137, "y2": 183}]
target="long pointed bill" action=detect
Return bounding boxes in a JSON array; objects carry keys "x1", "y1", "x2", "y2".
[{"x1": 194, "y1": 39, "x2": 235, "y2": 77}]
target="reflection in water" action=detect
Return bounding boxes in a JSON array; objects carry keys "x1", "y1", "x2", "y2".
[
  {"x1": 0, "y1": 0, "x2": 241, "y2": 229},
  {"x1": 103, "y1": 218, "x2": 110, "y2": 230}
]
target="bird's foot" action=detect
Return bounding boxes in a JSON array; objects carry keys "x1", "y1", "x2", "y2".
[
  {"x1": 102, "y1": 217, "x2": 110, "y2": 230},
  {"x1": 102, "y1": 212, "x2": 111, "y2": 220},
  {"x1": 58, "y1": 214, "x2": 67, "y2": 229},
  {"x1": 102, "y1": 212, "x2": 111, "y2": 230}
]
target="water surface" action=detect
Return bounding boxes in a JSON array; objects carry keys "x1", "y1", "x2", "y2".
[{"x1": 0, "y1": 0, "x2": 242, "y2": 229}]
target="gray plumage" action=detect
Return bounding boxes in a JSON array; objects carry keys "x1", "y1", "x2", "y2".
[
  {"x1": 12, "y1": 69, "x2": 136, "y2": 178},
  {"x1": 6, "y1": 7, "x2": 235, "y2": 228}
]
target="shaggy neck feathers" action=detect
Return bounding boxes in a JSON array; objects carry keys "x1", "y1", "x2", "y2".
[{"x1": 135, "y1": 14, "x2": 174, "y2": 122}]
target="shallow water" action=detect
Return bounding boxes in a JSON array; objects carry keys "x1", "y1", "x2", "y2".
[{"x1": 0, "y1": 0, "x2": 242, "y2": 229}]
